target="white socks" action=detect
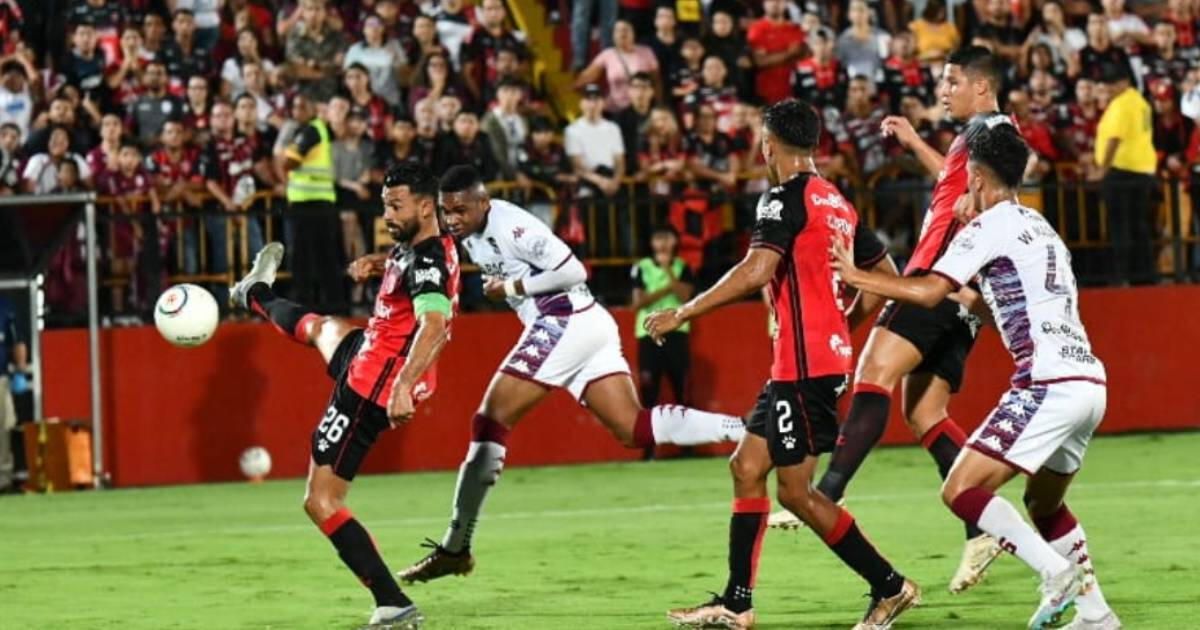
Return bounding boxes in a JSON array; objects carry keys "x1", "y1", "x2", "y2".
[
  {"x1": 1049, "y1": 524, "x2": 1112, "y2": 621},
  {"x1": 441, "y1": 440, "x2": 506, "y2": 553},
  {"x1": 977, "y1": 495, "x2": 1071, "y2": 578},
  {"x1": 651, "y1": 405, "x2": 745, "y2": 445}
]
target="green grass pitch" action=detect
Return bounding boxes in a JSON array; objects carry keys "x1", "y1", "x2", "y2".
[{"x1": 2, "y1": 433, "x2": 1197, "y2": 629}]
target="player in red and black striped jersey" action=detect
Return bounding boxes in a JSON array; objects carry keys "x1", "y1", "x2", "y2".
[
  {"x1": 648, "y1": 99, "x2": 918, "y2": 630},
  {"x1": 811, "y1": 46, "x2": 1009, "y2": 593},
  {"x1": 227, "y1": 162, "x2": 457, "y2": 629}
]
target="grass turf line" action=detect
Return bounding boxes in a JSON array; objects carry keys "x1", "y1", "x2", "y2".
[{"x1": 0, "y1": 433, "x2": 1196, "y2": 629}]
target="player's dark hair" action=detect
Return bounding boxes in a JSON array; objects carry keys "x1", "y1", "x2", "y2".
[
  {"x1": 383, "y1": 161, "x2": 438, "y2": 199},
  {"x1": 439, "y1": 164, "x2": 484, "y2": 194},
  {"x1": 947, "y1": 46, "x2": 1003, "y2": 92},
  {"x1": 762, "y1": 98, "x2": 821, "y2": 151},
  {"x1": 966, "y1": 121, "x2": 1029, "y2": 190}
]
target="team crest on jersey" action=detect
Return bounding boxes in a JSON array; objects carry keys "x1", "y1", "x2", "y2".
[
  {"x1": 512, "y1": 226, "x2": 525, "y2": 239},
  {"x1": 757, "y1": 198, "x2": 783, "y2": 221},
  {"x1": 414, "y1": 267, "x2": 442, "y2": 285},
  {"x1": 828, "y1": 333, "x2": 852, "y2": 358}
]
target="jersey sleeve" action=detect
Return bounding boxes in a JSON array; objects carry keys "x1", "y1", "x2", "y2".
[
  {"x1": 930, "y1": 216, "x2": 1002, "y2": 289},
  {"x1": 630, "y1": 262, "x2": 646, "y2": 290},
  {"x1": 405, "y1": 240, "x2": 453, "y2": 318},
  {"x1": 510, "y1": 208, "x2": 576, "y2": 271},
  {"x1": 852, "y1": 223, "x2": 888, "y2": 268},
  {"x1": 749, "y1": 185, "x2": 806, "y2": 255},
  {"x1": 286, "y1": 125, "x2": 321, "y2": 162}
]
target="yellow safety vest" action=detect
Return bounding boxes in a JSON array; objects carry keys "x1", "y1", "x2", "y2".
[{"x1": 287, "y1": 118, "x2": 336, "y2": 203}]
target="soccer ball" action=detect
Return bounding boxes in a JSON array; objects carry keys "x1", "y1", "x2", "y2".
[
  {"x1": 239, "y1": 446, "x2": 272, "y2": 480},
  {"x1": 154, "y1": 284, "x2": 219, "y2": 347}
]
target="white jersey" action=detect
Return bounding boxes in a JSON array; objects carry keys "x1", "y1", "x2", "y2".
[
  {"x1": 461, "y1": 199, "x2": 595, "y2": 326},
  {"x1": 932, "y1": 200, "x2": 1106, "y2": 387}
]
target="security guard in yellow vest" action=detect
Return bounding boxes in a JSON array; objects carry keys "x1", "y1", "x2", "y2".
[
  {"x1": 285, "y1": 92, "x2": 349, "y2": 304},
  {"x1": 631, "y1": 225, "x2": 695, "y2": 411}
]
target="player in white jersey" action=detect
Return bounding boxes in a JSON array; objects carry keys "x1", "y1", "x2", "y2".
[
  {"x1": 398, "y1": 165, "x2": 746, "y2": 583},
  {"x1": 829, "y1": 123, "x2": 1120, "y2": 630}
]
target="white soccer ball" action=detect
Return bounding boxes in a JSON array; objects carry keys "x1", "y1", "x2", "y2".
[
  {"x1": 154, "y1": 284, "x2": 219, "y2": 347},
  {"x1": 239, "y1": 446, "x2": 272, "y2": 479}
]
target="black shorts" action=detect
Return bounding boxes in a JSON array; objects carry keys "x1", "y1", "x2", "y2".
[
  {"x1": 875, "y1": 297, "x2": 980, "y2": 392},
  {"x1": 311, "y1": 328, "x2": 391, "y2": 481},
  {"x1": 746, "y1": 377, "x2": 848, "y2": 467}
]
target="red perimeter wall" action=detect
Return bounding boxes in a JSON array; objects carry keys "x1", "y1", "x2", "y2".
[{"x1": 42, "y1": 285, "x2": 1200, "y2": 487}]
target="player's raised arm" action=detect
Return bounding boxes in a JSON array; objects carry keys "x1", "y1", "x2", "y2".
[
  {"x1": 644, "y1": 247, "x2": 781, "y2": 343},
  {"x1": 881, "y1": 115, "x2": 944, "y2": 175}
]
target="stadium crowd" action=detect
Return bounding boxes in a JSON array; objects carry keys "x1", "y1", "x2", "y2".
[{"x1": 0, "y1": 0, "x2": 1197, "y2": 321}]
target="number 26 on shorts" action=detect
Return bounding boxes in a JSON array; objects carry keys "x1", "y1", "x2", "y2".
[{"x1": 318, "y1": 405, "x2": 351, "y2": 443}]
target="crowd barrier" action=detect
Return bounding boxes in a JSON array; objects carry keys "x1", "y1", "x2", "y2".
[{"x1": 40, "y1": 285, "x2": 1200, "y2": 487}]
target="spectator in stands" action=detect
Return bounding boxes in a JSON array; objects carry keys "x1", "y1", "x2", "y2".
[
  {"x1": 343, "y1": 15, "x2": 406, "y2": 109},
  {"x1": 435, "y1": 93, "x2": 463, "y2": 133},
  {"x1": 1093, "y1": 63, "x2": 1157, "y2": 285},
  {"x1": 385, "y1": 115, "x2": 421, "y2": 167},
  {"x1": 880, "y1": 31, "x2": 934, "y2": 113},
  {"x1": 333, "y1": 109, "x2": 374, "y2": 304},
  {"x1": 1022, "y1": 1, "x2": 1085, "y2": 75},
  {"x1": 344, "y1": 63, "x2": 392, "y2": 144},
  {"x1": 273, "y1": 93, "x2": 314, "y2": 184},
  {"x1": 668, "y1": 36, "x2": 704, "y2": 107},
  {"x1": 1164, "y1": 0, "x2": 1198, "y2": 57},
  {"x1": 202, "y1": 100, "x2": 266, "y2": 301},
  {"x1": 1079, "y1": 13, "x2": 1131, "y2": 82},
  {"x1": 461, "y1": 0, "x2": 526, "y2": 106},
  {"x1": 402, "y1": 14, "x2": 445, "y2": 70},
  {"x1": 908, "y1": 0, "x2": 959, "y2": 62},
  {"x1": 649, "y1": 7, "x2": 682, "y2": 84},
  {"x1": 163, "y1": 10, "x2": 213, "y2": 94},
  {"x1": 433, "y1": 0, "x2": 474, "y2": 69},
  {"x1": 24, "y1": 95, "x2": 92, "y2": 157},
  {"x1": 1008, "y1": 88, "x2": 1058, "y2": 183},
  {"x1": 791, "y1": 27, "x2": 847, "y2": 112},
  {"x1": 141, "y1": 12, "x2": 169, "y2": 62},
  {"x1": 411, "y1": 97, "x2": 440, "y2": 162},
  {"x1": 434, "y1": 109, "x2": 498, "y2": 181},
  {"x1": 0, "y1": 58, "x2": 35, "y2": 141},
  {"x1": 86, "y1": 112, "x2": 124, "y2": 180},
  {"x1": 481, "y1": 76, "x2": 528, "y2": 181},
  {"x1": 1151, "y1": 80, "x2": 1192, "y2": 181},
  {"x1": 612, "y1": 71, "x2": 654, "y2": 176},
  {"x1": 971, "y1": 0, "x2": 1025, "y2": 63},
  {"x1": 1058, "y1": 77, "x2": 1102, "y2": 175},
  {"x1": 1137, "y1": 22, "x2": 1191, "y2": 90},
  {"x1": 408, "y1": 52, "x2": 465, "y2": 114},
  {"x1": 840, "y1": 75, "x2": 889, "y2": 180},
  {"x1": 220, "y1": 28, "x2": 275, "y2": 101},
  {"x1": 1101, "y1": 0, "x2": 1152, "y2": 49},
  {"x1": 0, "y1": 122, "x2": 18, "y2": 195},
  {"x1": 635, "y1": 106, "x2": 687, "y2": 196},
  {"x1": 241, "y1": 62, "x2": 282, "y2": 131},
  {"x1": 746, "y1": 0, "x2": 805, "y2": 105},
  {"x1": 571, "y1": 0, "x2": 617, "y2": 72},
  {"x1": 702, "y1": 9, "x2": 752, "y2": 101},
  {"x1": 285, "y1": 0, "x2": 347, "y2": 102},
  {"x1": 182, "y1": 75, "x2": 214, "y2": 147},
  {"x1": 516, "y1": 115, "x2": 574, "y2": 225},
  {"x1": 23, "y1": 125, "x2": 92, "y2": 194},
  {"x1": 837, "y1": 0, "x2": 890, "y2": 80},
  {"x1": 483, "y1": 44, "x2": 540, "y2": 111},
  {"x1": 173, "y1": 0, "x2": 222, "y2": 51},
  {"x1": 235, "y1": 93, "x2": 277, "y2": 174},
  {"x1": 146, "y1": 118, "x2": 204, "y2": 272},
  {"x1": 683, "y1": 56, "x2": 738, "y2": 132},
  {"x1": 107, "y1": 27, "x2": 146, "y2": 110},
  {"x1": 566, "y1": 84, "x2": 626, "y2": 254},
  {"x1": 99, "y1": 140, "x2": 161, "y2": 319},
  {"x1": 128, "y1": 59, "x2": 185, "y2": 148},
  {"x1": 630, "y1": 224, "x2": 694, "y2": 431},
  {"x1": 685, "y1": 101, "x2": 739, "y2": 194},
  {"x1": 68, "y1": 0, "x2": 126, "y2": 62},
  {"x1": 1029, "y1": 68, "x2": 1062, "y2": 113},
  {"x1": 576, "y1": 19, "x2": 661, "y2": 113},
  {"x1": 61, "y1": 21, "x2": 108, "y2": 105},
  {"x1": 1019, "y1": 43, "x2": 1071, "y2": 86}
]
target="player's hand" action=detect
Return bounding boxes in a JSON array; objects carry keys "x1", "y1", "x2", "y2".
[
  {"x1": 643, "y1": 308, "x2": 684, "y2": 345},
  {"x1": 880, "y1": 115, "x2": 918, "y2": 148},
  {"x1": 953, "y1": 192, "x2": 979, "y2": 225},
  {"x1": 482, "y1": 275, "x2": 508, "y2": 301},
  {"x1": 387, "y1": 381, "x2": 417, "y2": 426},
  {"x1": 347, "y1": 255, "x2": 384, "y2": 283},
  {"x1": 827, "y1": 235, "x2": 859, "y2": 285}
]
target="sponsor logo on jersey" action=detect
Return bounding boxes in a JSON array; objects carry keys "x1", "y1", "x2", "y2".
[
  {"x1": 809, "y1": 192, "x2": 847, "y2": 210},
  {"x1": 828, "y1": 333, "x2": 852, "y2": 358},
  {"x1": 825, "y1": 214, "x2": 853, "y2": 235},
  {"x1": 512, "y1": 226, "x2": 525, "y2": 239},
  {"x1": 414, "y1": 267, "x2": 442, "y2": 285},
  {"x1": 757, "y1": 197, "x2": 784, "y2": 221}
]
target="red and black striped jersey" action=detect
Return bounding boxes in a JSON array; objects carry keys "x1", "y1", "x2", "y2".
[
  {"x1": 347, "y1": 233, "x2": 460, "y2": 407},
  {"x1": 905, "y1": 112, "x2": 1012, "y2": 275},
  {"x1": 751, "y1": 173, "x2": 886, "y2": 381}
]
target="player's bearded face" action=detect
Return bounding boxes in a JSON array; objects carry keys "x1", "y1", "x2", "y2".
[{"x1": 761, "y1": 130, "x2": 779, "y2": 185}]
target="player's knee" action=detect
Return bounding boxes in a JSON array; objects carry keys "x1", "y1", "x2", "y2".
[
  {"x1": 855, "y1": 355, "x2": 900, "y2": 390},
  {"x1": 303, "y1": 492, "x2": 341, "y2": 523},
  {"x1": 940, "y1": 478, "x2": 968, "y2": 509},
  {"x1": 728, "y1": 452, "x2": 763, "y2": 485}
]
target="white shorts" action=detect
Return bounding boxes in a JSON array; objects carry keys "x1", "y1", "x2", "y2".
[
  {"x1": 967, "y1": 379, "x2": 1106, "y2": 475},
  {"x1": 499, "y1": 305, "x2": 631, "y2": 400}
]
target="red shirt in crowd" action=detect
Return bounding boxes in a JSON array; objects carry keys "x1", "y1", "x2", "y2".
[{"x1": 747, "y1": 18, "x2": 804, "y2": 105}]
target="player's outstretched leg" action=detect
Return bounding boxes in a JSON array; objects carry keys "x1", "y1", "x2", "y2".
[
  {"x1": 945, "y1": 452, "x2": 1086, "y2": 630},
  {"x1": 582, "y1": 374, "x2": 745, "y2": 448},
  {"x1": 777, "y1": 458, "x2": 920, "y2": 629},
  {"x1": 231, "y1": 242, "x2": 321, "y2": 342},
  {"x1": 399, "y1": 373, "x2": 547, "y2": 584},
  {"x1": 1025, "y1": 470, "x2": 1120, "y2": 630},
  {"x1": 304, "y1": 461, "x2": 423, "y2": 629},
  {"x1": 667, "y1": 435, "x2": 771, "y2": 629}
]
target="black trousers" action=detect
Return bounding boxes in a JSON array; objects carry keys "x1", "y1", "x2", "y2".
[
  {"x1": 1102, "y1": 169, "x2": 1157, "y2": 285},
  {"x1": 288, "y1": 200, "x2": 344, "y2": 307},
  {"x1": 637, "y1": 332, "x2": 690, "y2": 406}
]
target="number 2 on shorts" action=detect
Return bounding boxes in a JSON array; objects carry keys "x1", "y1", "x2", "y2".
[{"x1": 775, "y1": 400, "x2": 793, "y2": 434}]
